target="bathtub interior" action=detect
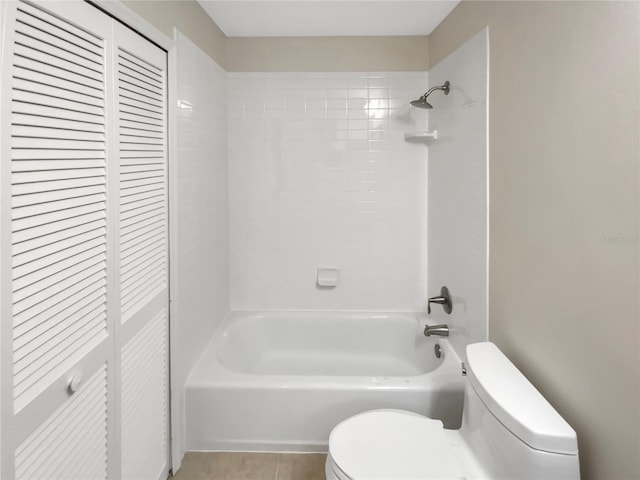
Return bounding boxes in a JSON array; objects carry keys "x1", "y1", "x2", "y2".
[
  {"x1": 215, "y1": 311, "x2": 441, "y2": 376},
  {"x1": 185, "y1": 311, "x2": 467, "y2": 452}
]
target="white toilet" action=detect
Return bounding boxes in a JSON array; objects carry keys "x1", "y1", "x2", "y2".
[{"x1": 325, "y1": 342, "x2": 580, "y2": 479}]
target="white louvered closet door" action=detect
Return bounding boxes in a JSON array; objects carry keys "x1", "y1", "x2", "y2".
[
  {"x1": 0, "y1": 2, "x2": 169, "y2": 479},
  {"x1": 114, "y1": 22, "x2": 169, "y2": 480},
  {"x1": 1, "y1": 2, "x2": 116, "y2": 479}
]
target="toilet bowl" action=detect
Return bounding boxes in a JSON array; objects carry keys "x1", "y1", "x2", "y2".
[
  {"x1": 326, "y1": 409, "x2": 468, "y2": 480},
  {"x1": 325, "y1": 342, "x2": 580, "y2": 480}
]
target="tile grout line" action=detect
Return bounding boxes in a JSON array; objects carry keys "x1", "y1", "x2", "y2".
[{"x1": 274, "y1": 453, "x2": 280, "y2": 480}]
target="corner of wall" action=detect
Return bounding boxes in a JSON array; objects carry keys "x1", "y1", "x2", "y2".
[
  {"x1": 427, "y1": 1, "x2": 489, "y2": 69},
  {"x1": 120, "y1": 0, "x2": 228, "y2": 68}
]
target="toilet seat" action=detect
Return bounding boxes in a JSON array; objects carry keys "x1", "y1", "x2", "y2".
[{"x1": 328, "y1": 409, "x2": 465, "y2": 480}]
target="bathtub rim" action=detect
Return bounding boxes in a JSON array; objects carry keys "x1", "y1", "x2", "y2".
[{"x1": 186, "y1": 310, "x2": 464, "y2": 389}]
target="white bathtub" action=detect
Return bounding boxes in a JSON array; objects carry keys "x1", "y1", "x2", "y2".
[{"x1": 185, "y1": 311, "x2": 465, "y2": 452}]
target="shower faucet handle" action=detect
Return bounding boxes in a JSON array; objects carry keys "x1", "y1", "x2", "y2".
[{"x1": 427, "y1": 286, "x2": 452, "y2": 314}]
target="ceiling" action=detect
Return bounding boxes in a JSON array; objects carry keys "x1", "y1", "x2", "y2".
[{"x1": 197, "y1": 1, "x2": 460, "y2": 37}]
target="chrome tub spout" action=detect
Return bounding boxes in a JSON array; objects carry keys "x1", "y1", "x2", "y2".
[{"x1": 424, "y1": 324, "x2": 449, "y2": 337}]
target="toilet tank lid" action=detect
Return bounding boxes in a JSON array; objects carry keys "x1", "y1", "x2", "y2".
[{"x1": 466, "y1": 342, "x2": 578, "y2": 455}]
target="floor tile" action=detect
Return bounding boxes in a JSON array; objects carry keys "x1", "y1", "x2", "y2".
[
  {"x1": 208, "y1": 452, "x2": 279, "y2": 479},
  {"x1": 171, "y1": 452, "x2": 214, "y2": 479},
  {"x1": 277, "y1": 453, "x2": 326, "y2": 480},
  {"x1": 171, "y1": 452, "x2": 327, "y2": 480}
]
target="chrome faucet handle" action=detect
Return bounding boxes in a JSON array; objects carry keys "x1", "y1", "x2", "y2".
[
  {"x1": 427, "y1": 296, "x2": 447, "y2": 314},
  {"x1": 427, "y1": 286, "x2": 452, "y2": 314}
]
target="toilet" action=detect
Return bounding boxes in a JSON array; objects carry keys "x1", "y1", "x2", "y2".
[{"x1": 325, "y1": 342, "x2": 580, "y2": 479}]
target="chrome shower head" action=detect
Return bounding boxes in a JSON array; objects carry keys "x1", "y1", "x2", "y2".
[
  {"x1": 410, "y1": 81, "x2": 450, "y2": 109},
  {"x1": 410, "y1": 95, "x2": 433, "y2": 109}
]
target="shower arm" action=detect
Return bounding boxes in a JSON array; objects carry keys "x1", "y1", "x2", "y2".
[{"x1": 420, "y1": 82, "x2": 451, "y2": 100}]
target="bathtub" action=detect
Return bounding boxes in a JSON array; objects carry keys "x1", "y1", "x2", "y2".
[{"x1": 185, "y1": 311, "x2": 465, "y2": 452}]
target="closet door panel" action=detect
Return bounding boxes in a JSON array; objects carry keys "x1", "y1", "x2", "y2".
[
  {"x1": 1, "y1": 1, "x2": 116, "y2": 478},
  {"x1": 114, "y1": 22, "x2": 169, "y2": 480}
]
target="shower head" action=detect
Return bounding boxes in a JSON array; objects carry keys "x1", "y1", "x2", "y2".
[
  {"x1": 410, "y1": 95, "x2": 433, "y2": 109},
  {"x1": 410, "y1": 81, "x2": 450, "y2": 109}
]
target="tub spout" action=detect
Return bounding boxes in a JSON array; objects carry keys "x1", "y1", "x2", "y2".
[{"x1": 424, "y1": 324, "x2": 449, "y2": 337}]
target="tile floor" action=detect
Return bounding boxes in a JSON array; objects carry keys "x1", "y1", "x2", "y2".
[{"x1": 170, "y1": 452, "x2": 327, "y2": 480}]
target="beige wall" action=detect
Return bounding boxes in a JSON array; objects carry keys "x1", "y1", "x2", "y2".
[
  {"x1": 121, "y1": 0, "x2": 226, "y2": 67},
  {"x1": 430, "y1": 2, "x2": 639, "y2": 479},
  {"x1": 225, "y1": 36, "x2": 428, "y2": 71},
  {"x1": 120, "y1": 2, "x2": 428, "y2": 72}
]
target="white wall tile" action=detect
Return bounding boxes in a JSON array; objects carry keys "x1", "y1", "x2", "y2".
[
  {"x1": 426, "y1": 30, "x2": 489, "y2": 359},
  {"x1": 171, "y1": 32, "x2": 229, "y2": 466},
  {"x1": 229, "y1": 72, "x2": 429, "y2": 311}
]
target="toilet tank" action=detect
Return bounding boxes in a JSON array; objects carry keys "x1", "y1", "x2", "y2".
[{"x1": 459, "y1": 342, "x2": 580, "y2": 479}]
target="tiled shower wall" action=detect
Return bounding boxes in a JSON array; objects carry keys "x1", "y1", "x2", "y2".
[
  {"x1": 172, "y1": 32, "x2": 229, "y2": 467},
  {"x1": 427, "y1": 30, "x2": 488, "y2": 360},
  {"x1": 228, "y1": 72, "x2": 430, "y2": 310}
]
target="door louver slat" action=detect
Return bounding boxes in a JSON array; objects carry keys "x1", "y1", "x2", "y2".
[
  {"x1": 13, "y1": 182, "x2": 105, "y2": 206},
  {"x1": 13, "y1": 101, "x2": 104, "y2": 126},
  {"x1": 15, "y1": 19, "x2": 102, "y2": 64},
  {"x1": 119, "y1": 83, "x2": 163, "y2": 104},
  {"x1": 12, "y1": 77, "x2": 104, "y2": 108},
  {"x1": 14, "y1": 290, "x2": 105, "y2": 350},
  {"x1": 13, "y1": 283, "x2": 107, "y2": 340},
  {"x1": 13, "y1": 178, "x2": 106, "y2": 198},
  {"x1": 11, "y1": 113, "x2": 105, "y2": 133},
  {"x1": 13, "y1": 247, "x2": 106, "y2": 296},
  {"x1": 119, "y1": 118, "x2": 162, "y2": 133},
  {"x1": 13, "y1": 234, "x2": 105, "y2": 276},
  {"x1": 13, "y1": 192, "x2": 105, "y2": 219},
  {"x1": 12, "y1": 126, "x2": 105, "y2": 143},
  {"x1": 14, "y1": 27, "x2": 102, "y2": 69},
  {"x1": 13, "y1": 167, "x2": 105, "y2": 185},
  {"x1": 13, "y1": 202, "x2": 106, "y2": 232},
  {"x1": 118, "y1": 67, "x2": 164, "y2": 91},
  {"x1": 12, "y1": 88, "x2": 103, "y2": 116},
  {"x1": 121, "y1": 186, "x2": 164, "y2": 200},
  {"x1": 118, "y1": 55, "x2": 162, "y2": 81},
  {"x1": 13, "y1": 225, "x2": 105, "y2": 262},
  {"x1": 13, "y1": 55, "x2": 103, "y2": 92},
  {"x1": 13, "y1": 49, "x2": 101, "y2": 84},
  {"x1": 16, "y1": 2, "x2": 102, "y2": 51}
]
